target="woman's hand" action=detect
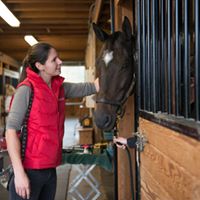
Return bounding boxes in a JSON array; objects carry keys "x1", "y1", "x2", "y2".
[
  {"x1": 94, "y1": 78, "x2": 99, "y2": 92},
  {"x1": 14, "y1": 170, "x2": 30, "y2": 199},
  {"x1": 113, "y1": 136, "x2": 127, "y2": 149},
  {"x1": 6, "y1": 129, "x2": 30, "y2": 199}
]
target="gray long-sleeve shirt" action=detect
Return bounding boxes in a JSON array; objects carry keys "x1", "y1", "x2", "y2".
[{"x1": 6, "y1": 82, "x2": 96, "y2": 130}]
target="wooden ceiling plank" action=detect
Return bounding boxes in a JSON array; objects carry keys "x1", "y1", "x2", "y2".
[
  {"x1": 10, "y1": 24, "x2": 88, "y2": 29},
  {"x1": 5, "y1": 0, "x2": 93, "y2": 3},
  {"x1": 0, "y1": 36, "x2": 88, "y2": 50},
  {"x1": 0, "y1": 31, "x2": 88, "y2": 35},
  {"x1": 19, "y1": 19, "x2": 89, "y2": 24},
  {"x1": 3, "y1": 50, "x2": 85, "y2": 63},
  {"x1": 18, "y1": 11, "x2": 89, "y2": 19},
  {"x1": 11, "y1": 4, "x2": 92, "y2": 12},
  {"x1": 16, "y1": 11, "x2": 88, "y2": 19}
]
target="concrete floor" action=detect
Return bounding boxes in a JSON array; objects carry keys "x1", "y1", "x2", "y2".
[
  {"x1": 0, "y1": 117, "x2": 114, "y2": 200},
  {"x1": 63, "y1": 117, "x2": 114, "y2": 200}
]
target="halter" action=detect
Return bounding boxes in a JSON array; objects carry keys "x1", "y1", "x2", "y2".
[{"x1": 96, "y1": 98, "x2": 121, "y2": 107}]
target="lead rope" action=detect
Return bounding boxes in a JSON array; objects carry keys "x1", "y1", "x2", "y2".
[
  {"x1": 115, "y1": 114, "x2": 135, "y2": 200},
  {"x1": 113, "y1": 120, "x2": 119, "y2": 200}
]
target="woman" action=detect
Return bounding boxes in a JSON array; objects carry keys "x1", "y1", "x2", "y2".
[{"x1": 5, "y1": 42, "x2": 99, "y2": 200}]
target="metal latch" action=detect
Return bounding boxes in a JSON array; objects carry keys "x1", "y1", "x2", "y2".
[{"x1": 134, "y1": 131, "x2": 148, "y2": 152}]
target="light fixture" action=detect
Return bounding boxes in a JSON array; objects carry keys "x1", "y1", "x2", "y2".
[
  {"x1": 0, "y1": 0, "x2": 20, "y2": 27},
  {"x1": 24, "y1": 35, "x2": 38, "y2": 46}
]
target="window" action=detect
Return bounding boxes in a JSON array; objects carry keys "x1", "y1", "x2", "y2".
[{"x1": 61, "y1": 65, "x2": 85, "y2": 83}]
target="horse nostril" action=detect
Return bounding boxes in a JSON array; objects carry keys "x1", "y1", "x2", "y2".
[
  {"x1": 93, "y1": 111, "x2": 111, "y2": 127},
  {"x1": 93, "y1": 111, "x2": 116, "y2": 131}
]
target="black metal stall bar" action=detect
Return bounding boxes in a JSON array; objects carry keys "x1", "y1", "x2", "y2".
[
  {"x1": 175, "y1": 0, "x2": 181, "y2": 115},
  {"x1": 152, "y1": 0, "x2": 159, "y2": 112},
  {"x1": 156, "y1": 1, "x2": 160, "y2": 112},
  {"x1": 147, "y1": 0, "x2": 151, "y2": 111},
  {"x1": 142, "y1": 0, "x2": 147, "y2": 110},
  {"x1": 160, "y1": 0, "x2": 165, "y2": 112},
  {"x1": 184, "y1": 0, "x2": 190, "y2": 118},
  {"x1": 138, "y1": 0, "x2": 142, "y2": 110},
  {"x1": 167, "y1": 0, "x2": 172, "y2": 114},
  {"x1": 195, "y1": 0, "x2": 200, "y2": 120},
  {"x1": 152, "y1": 0, "x2": 156, "y2": 112}
]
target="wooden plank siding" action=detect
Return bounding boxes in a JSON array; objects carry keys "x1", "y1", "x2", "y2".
[
  {"x1": 139, "y1": 117, "x2": 200, "y2": 200},
  {"x1": 141, "y1": 167, "x2": 172, "y2": 200},
  {"x1": 118, "y1": 96, "x2": 135, "y2": 200}
]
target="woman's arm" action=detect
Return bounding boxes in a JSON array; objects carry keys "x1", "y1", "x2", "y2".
[
  {"x1": 6, "y1": 85, "x2": 31, "y2": 199},
  {"x1": 63, "y1": 78, "x2": 99, "y2": 98}
]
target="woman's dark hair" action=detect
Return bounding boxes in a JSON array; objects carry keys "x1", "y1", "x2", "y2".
[{"x1": 19, "y1": 42, "x2": 54, "y2": 82}]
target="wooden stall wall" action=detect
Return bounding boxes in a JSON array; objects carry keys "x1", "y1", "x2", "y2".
[
  {"x1": 85, "y1": 1, "x2": 103, "y2": 143},
  {"x1": 114, "y1": 1, "x2": 136, "y2": 199},
  {"x1": 64, "y1": 98, "x2": 90, "y2": 119},
  {"x1": 117, "y1": 97, "x2": 135, "y2": 200},
  {"x1": 139, "y1": 117, "x2": 200, "y2": 200}
]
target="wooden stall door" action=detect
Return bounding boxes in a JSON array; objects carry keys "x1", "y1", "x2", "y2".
[{"x1": 139, "y1": 117, "x2": 200, "y2": 200}]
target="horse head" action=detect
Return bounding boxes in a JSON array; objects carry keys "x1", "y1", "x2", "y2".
[{"x1": 93, "y1": 16, "x2": 136, "y2": 131}]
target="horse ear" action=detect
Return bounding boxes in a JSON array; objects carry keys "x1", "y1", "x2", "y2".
[
  {"x1": 122, "y1": 16, "x2": 132, "y2": 40},
  {"x1": 92, "y1": 23, "x2": 109, "y2": 42}
]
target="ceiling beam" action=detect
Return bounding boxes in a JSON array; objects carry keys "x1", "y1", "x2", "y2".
[
  {"x1": 0, "y1": 36, "x2": 88, "y2": 50},
  {"x1": 5, "y1": 0, "x2": 93, "y2": 3},
  {"x1": 13, "y1": 19, "x2": 89, "y2": 25},
  {"x1": 0, "y1": 24, "x2": 88, "y2": 29},
  {"x1": 0, "y1": 30, "x2": 88, "y2": 35},
  {"x1": 3, "y1": 50, "x2": 85, "y2": 64},
  {"x1": 17, "y1": 11, "x2": 89, "y2": 19},
  {"x1": 11, "y1": 4, "x2": 92, "y2": 12}
]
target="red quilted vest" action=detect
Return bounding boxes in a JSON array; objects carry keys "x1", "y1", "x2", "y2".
[{"x1": 18, "y1": 67, "x2": 65, "y2": 169}]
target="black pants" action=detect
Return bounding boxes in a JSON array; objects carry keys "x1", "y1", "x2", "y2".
[{"x1": 9, "y1": 168, "x2": 57, "y2": 200}]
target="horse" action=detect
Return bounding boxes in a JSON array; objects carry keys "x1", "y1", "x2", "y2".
[{"x1": 93, "y1": 16, "x2": 136, "y2": 131}]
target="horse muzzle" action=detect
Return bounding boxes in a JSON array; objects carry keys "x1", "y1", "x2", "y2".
[{"x1": 93, "y1": 110, "x2": 116, "y2": 131}]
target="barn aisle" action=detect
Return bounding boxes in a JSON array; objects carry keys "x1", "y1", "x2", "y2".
[{"x1": 61, "y1": 117, "x2": 114, "y2": 200}]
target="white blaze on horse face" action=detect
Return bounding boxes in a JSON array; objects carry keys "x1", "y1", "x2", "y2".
[{"x1": 102, "y1": 50, "x2": 113, "y2": 66}]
